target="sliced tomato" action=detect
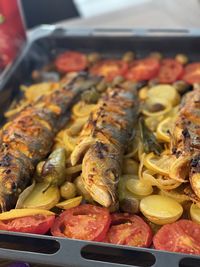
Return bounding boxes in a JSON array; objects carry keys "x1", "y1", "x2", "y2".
[
  {"x1": 153, "y1": 219, "x2": 200, "y2": 255},
  {"x1": 103, "y1": 213, "x2": 153, "y2": 247},
  {"x1": 51, "y1": 204, "x2": 111, "y2": 241},
  {"x1": 0, "y1": 215, "x2": 55, "y2": 235},
  {"x1": 90, "y1": 60, "x2": 128, "y2": 81},
  {"x1": 182, "y1": 63, "x2": 200, "y2": 84},
  {"x1": 157, "y1": 58, "x2": 183, "y2": 84},
  {"x1": 126, "y1": 58, "x2": 160, "y2": 81},
  {"x1": 55, "y1": 51, "x2": 87, "y2": 73}
]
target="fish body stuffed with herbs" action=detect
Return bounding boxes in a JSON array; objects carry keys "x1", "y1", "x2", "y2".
[{"x1": 71, "y1": 86, "x2": 138, "y2": 208}]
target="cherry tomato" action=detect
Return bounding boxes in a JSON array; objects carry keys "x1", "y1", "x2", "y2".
[
  {"x1": 126, "y1": 58, "x2": 160, "y2": 81},
  {"x1": 55, "y1": 51, "x2": 87, "y2": 73},
  {"x1": 182, "y1": 63, "x2": 200, "y2": 84},
  {"x1": 51, "y1": 204, "x2": 111, "y2": 241},
  {"x1": 157, "y1": 59, "x2": 183, "y2": 84},
  {"x1": 103, "y1": 213, "x2": 153, "y2": 247},
  {"x1": 0, "y1": 215, "x2": 55, "y2": 235},
  {"x1": 153, "y1": 219, "x2": 200, "y2": 255},
  {"x1": 90, "y1": 60, "x2": 128, "y2": 81}
]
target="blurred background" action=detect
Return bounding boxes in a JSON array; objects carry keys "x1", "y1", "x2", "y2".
[{"x1": 21, "y1": 0, "x2": 200, "y2": 29}]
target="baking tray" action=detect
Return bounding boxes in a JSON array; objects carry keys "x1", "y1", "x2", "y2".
[{"x1": 1, "y1": 26, "x2": 200, "y2": 267}]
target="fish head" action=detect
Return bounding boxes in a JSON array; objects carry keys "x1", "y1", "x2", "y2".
[{"x1": 82, "y1": 142, "x2": 121, "y2": 207}]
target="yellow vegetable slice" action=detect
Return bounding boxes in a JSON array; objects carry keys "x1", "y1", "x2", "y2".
[
  {"x1": 63, "y1": 131, "x2": 79, "y2": 151},
  {"x1": 22, "y1": 182, "x2": 60, "y2": 210},
  {"x1": 65, "y1": 164, "x2": 82, "y2": 174},
  {"x1": 25, "y1": 82, "x2": 59, "y2": 102},
  {"x1": 145, "y1": 115, "x2": 164, "y2": 132},
  {"x1": 122, "y1": 159, "x2": 139, "y2": 175},
  {"x1": 139, "y1": 86, "x2": 148, "y2": 100},
  {"x1": 56, "y1": 196, "x2": 82, "y2": 210},
  {"x1": 72, "y1": 101, "x2": 96, "y2": 118},
  {"x1": 66, "y1": 117, "x2": 88, "y2": 136},
  {"x1": 0, "y1": 209, "x2": 54, "y2": 221},
  {"x1": 142, "y1": 170, "x2": 181, "y2": 190},
  {"x1": 159, "y1": 189, "x2": 189, "y2": 204},
  {"x1": 190, "y1": 203, "x2": 200, "y2": 224},
  {"x1": 126, "y1": 179, "x2": 153, "y2": 196},
  {"x1": 156, "y1": 117, "x2": 174, "y2": 142},
  {"x1": 144, "y1": 152, "x2": 174, "y2": 175},
  {"x1": 142, "y1": 102, "x2": 172, "y2": 117},
  {"x1": 169, "y1": 155, "x2": 191, "y2": 182},
  {"x1": 140, "y1": 195, "x2": 183, "y2": 225},
  {"x1": 147, "y1": 85, "x2": 180, "y2": 107}
]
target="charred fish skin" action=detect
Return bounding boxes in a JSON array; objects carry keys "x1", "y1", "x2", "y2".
[
  {"x1": 71, "y1": 86, "x2": 138, "y2": 208},
  {"x1": 170, "y1": 87, "x2": 200, "y2": 198},
  {"x1": 0, "y1": 73, "x2": 100, "y2": 212}
]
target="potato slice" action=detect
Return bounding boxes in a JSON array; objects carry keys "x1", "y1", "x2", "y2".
[
  {"x1": 56, "y1": 196, "x2": 82, "y2": 210},
  {"x1": 190, "y1": 203, "x2": 200, "y2": 224},
  {"x1": 140, "y1": 194, "x2": 183, "y2": 225},
  {"x1": 126, "y1": 179, "x2": 153, "y2": 196},
  {"x1": 147, "y1": 85, "x2": 180, "y2": 106},
  {"x1": 0, "y1": 209, "x2": 54, "y2": 221},
  {"x1": 22, "y1": 182, "x2": 60, "y2": 210}
]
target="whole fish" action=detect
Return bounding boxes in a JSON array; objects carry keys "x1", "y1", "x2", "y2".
[
  {"x1": 71, "y1": 85, "x2": 138, "y2": 207},
  {"x1": 0, "y1": 73, "x2": 101, "y2": 212},
  {"x1": 170, "y1": 87, "x2": 200, "y2": 198}
]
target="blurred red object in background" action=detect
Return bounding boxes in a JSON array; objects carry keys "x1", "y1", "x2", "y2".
[{"x1": 0, "y1": 0, "x2": 26, "y2": 69}]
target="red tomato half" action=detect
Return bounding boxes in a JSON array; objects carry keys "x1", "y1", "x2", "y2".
[
  {"x1": 153, "y1": 220, "x2": 200, "y2": 255},
  {"x1": 0, "y1": 215, "x2": 55, "y2": 235},
  {"x1": 90, "y1": 60, "x2": 128, "y2": 81},
  {"x1": 126, "y1": 58, "x2": 160, "y2": 81},
  {"x1": 55, "y1": 51, "x2": 87, "y2": 73},
  {"x1": 157, "y1": 59, "x2": 183, "y2": 83},
  {"x1": 51, "y1": 204, "x2": 111, "y2": 241},
  {"x1": 182, "y1": 63, "x2": 200, "y2": 84},
  {"x1": 103, "y1": 213, "x2": 153, "y2": 247}
]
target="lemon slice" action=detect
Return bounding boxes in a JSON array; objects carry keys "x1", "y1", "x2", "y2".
[
  {"x1": 156, "y1": 117, "x2": 175, "y2": 142},
  {"x1": 140, "y1": 194, "x2": 183, "y2": 225},
  {"x1": 190, "y1": 203, "x2": 200, "y2": 224},
  {"x1": 126, "y1": 179, "x2": 153, "y2": 196},
  {"x1": 72, "y1": 101, "x2": 96, "y2": 118},
  {"x1": 56, "y1": 196, "x2": 82, "y2": 210},
  {"x1": 147, "y1": 85, "x2": 180, "y2": 107},
  {"x1": 0, "y1": 209, "x2": 54, "y2": 221},
  {"x1": 144, "y1": 152, "x2": 174, "y2": 175},
  {"x1": 22, "y1": 183, "x2": 60, "y2": 210}
]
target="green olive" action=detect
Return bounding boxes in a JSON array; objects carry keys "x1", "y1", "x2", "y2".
[
  {"x1": 122, "y1": 51, "x2": 135, "y2": 62},
  {"x1": 175, "y1": 54, "x2": 188, "y2": 65},
  {"x1": 149, "y1": 52, "x2": 163, "y2": 60},
  {"x1": 87, "y1": 52, "x2": 101, "y2": 64},
  {"x1": 96, "y1": 80, "x2": 107, "y2": 92},
  {"x1": 120, "y1": 198, "x2": 140, "y2": 214},
  {"x1": 112, "y1": 76, "x2": 124, "y2": 86},
  {"x1": 173, "y1": 80, "x2": 191, "y2": 94},
  {"x1": 60, "y1": 181, "x2": 77, "y2": 200},
  {"x1": 81, "y1": 88, "x2": 100, "y2": 104}
]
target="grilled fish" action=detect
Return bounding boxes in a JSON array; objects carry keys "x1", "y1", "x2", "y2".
[
  {"x1": 71, "y1": 86, "x2": 138, "y2": 207},
  {"x1": 0, "y1": 73, "x2": 101, "y2": 211},
  {"x1": 170, "y1": 87, "x2": 200, "y2": 198}
]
